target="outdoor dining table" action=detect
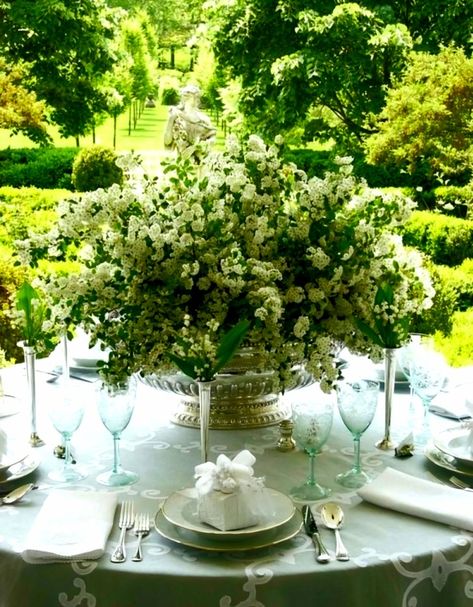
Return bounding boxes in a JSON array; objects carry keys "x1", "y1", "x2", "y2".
[{"x1": 0, "y1": 360, "x2": 472, "y2": 607}]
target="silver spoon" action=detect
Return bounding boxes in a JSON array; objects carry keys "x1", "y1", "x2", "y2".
[
  {"x1": 0, "y1": 483, "x2": 36, "y2": 505},
  {"x1": 320, "y1": 502, "x2": 350, "y2": 561}
]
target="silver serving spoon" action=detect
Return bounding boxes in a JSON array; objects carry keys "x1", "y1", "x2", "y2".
[
  {"x1": 0, "y1": 483, "x2": 36, "y2": 505},
  {"x1": 320, "y1": 502, "x2": 350, "y2": 561}
]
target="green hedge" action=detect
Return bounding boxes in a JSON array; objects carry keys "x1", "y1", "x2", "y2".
[
  {"x1": 283, "y1": 148, "x2": 336, "y2": 178},
  {"x1": 436, "y1": 308, "x2": 473, "y2": 367},
  {"x1": 0, "y1": 147, "x2": 78, "y2": 190},
  {"x1": 0, "y1": 187, "x2": 68, "y2": 247},
  {"x1": 402, "y1": 210, "x2": 473, "y2": 266},
  {"x1": 0, "y1": 245, "x2": 27, "y2": 364}
]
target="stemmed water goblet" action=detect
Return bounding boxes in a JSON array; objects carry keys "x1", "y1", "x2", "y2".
[
  {"x1": 336, "y1": 379, "x2": 379, "y2": 488},
  {"x1": 97, "y1": 375, "x2": 139, "y2": 486},
  {"x1": 408, "y1": 343, "x2": 448, "y2": 445},
  {"x1": 289, "y1": 387, "x2": 334, "y2": 502},
  {"x1": 48, "y1": 390, "x2": 87, "y2": 482}
]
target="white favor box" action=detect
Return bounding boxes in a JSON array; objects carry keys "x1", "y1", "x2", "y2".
[{"x1": 197, "y1": 490, "x2": 259, "y2": 531}]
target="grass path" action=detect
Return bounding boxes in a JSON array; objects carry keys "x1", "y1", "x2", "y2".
[{"x1": 0, "y1": 103, "x2": 225, "y2": 175}]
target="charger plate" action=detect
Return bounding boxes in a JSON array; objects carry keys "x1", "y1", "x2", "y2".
[
  {"x1": 433, "y1": 426, "x2": 473, "y2": 467},
  {"x1": 162, "y1": 487, "x2": 295, "y2": 540},
  {"x1": 424, "y1": 442, "x2": 473, "y2": 478},
  {"x1": 155, "y1": 508, "x2": 302, "y2": 552},
  {"x1": 0, "y1": 454, "x2": 40, "y2": 484}
]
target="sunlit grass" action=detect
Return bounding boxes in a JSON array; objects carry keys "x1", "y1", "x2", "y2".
[{"x1": 0, "y1": 103, "x2": 226, "y2": 152}]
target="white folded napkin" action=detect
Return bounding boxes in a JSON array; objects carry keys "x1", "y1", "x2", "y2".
[
  {"x1": 358, "y1": 467, "x2": 473, "y2": 531},
  {"x1": 430, "y1": 387, "x2": 472, "y2": 420},
  {"x1": 22, "y1": 490, "x2": 118, "y2": 563}
]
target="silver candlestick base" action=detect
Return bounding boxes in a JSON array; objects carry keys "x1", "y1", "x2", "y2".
[{"x1": 29, "y1": 432, "x2": 45, "y2": 448}]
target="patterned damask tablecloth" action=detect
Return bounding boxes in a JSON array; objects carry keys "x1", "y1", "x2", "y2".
[{"x1": 0, "y1": 364, "x2": 472, "y2": 607}]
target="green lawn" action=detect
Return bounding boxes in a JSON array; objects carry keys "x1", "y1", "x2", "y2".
[{"x1": 0, "y1": 103, "x2": 226, "y2": 152}]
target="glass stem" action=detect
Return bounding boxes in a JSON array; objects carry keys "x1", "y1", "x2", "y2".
[
  {"x1": 353, "y1": 436, "x2": 361, "y2": 473},
  {"x1": 308, "y1": 453, "x2": 316, "y2": 486},
  {"x1": 112, "y1": 434, "x2": 121, "y2": 474},
  {"x1": 63, "y1": 435, "x2": 72, "y2": 471}
]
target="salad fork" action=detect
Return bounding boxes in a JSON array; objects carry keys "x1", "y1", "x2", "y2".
[
  {"x1": 132, "y1": 513, "x2": 150, "y2": 562},
  {"x1": 111, "y1": 501, "x2": 134, "y2": 563},
  {"x1": 449, "y1": 476, "x2": 473, "y2": 492}
]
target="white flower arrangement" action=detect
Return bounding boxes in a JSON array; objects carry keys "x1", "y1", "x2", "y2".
[{"x1": 19, "y1": 134, "x2": 434, "y2": 387}]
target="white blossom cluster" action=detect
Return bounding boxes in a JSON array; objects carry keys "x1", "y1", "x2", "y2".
[{"x1": 19, "y1": 135, "x2": 433, "y2": 387}]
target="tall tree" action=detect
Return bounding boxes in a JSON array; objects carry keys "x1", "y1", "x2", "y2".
[
  {"x1": 0, "y1": 0, "x2": 118, "y2": 140},
  {"x1": 205, "y1": 0, "x2": 472, "y2": 146},
  {"x1": 365, "y1": 45, "x2": 473, "y2": 188},
  {"x1": 0, "y1": 59, "x2": 50, "y2": 145}
]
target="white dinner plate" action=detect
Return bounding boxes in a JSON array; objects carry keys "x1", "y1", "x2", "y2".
[
  {"x1": 424, "y1": 442, "x2": 473, "y2": 478},
  {"x1": 0, "y1": 454, "x2": 41, "y2": 484},
  {"x1": 433, "y1": 426, "x2": 473, "y2": 467},
  {"x1": 155, "y1": 508, "x2": 302, "y2": 552},
  {"x1": 162, "y1": 487, "x2": 295, "y2": 539}
]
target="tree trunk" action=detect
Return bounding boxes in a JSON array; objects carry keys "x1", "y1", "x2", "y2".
[
  {"x1": 170, "y1": 45, "x2": 175, "y2": 69},
  {"x1": 128, "y1": 105, "x2": 132, "y2": 136}
]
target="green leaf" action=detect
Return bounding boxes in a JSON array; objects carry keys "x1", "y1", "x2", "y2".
[
  {"x1": 213, "y1": 319, "x2": 251, "y2": 374},
  {"x1": 354, "y1": 318, "x2": 385, "y2": 348},
  {"x1": 168, "y1": 353, "x2": 199, "y2": 379}
]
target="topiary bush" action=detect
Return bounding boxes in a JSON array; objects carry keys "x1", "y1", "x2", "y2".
[
  {"x1": 71, "y1": 146, "x2": 123, "y2": 193},
  {"x1": 402, "y1": 210, "x2": 473, "y2": 266},
  {"x1": 0, "y1": 147, "x2": 77, "y2": 189}
]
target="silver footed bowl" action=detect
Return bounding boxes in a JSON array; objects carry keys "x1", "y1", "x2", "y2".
[{"x1": 139, "y1": 350, "x2": 314, "y2": 429}]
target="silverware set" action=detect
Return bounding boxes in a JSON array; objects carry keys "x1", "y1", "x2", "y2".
[
  {"x1": 302, "y1": 503, "x2": 350, "y2": 563},
  {"x1": 111, "y1": 501, "x2": 150, "y2": 563}
]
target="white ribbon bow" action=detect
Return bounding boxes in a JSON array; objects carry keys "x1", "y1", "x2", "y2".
[{"x1": 194, "y1": 450, "x2": 262, "y2": 495}]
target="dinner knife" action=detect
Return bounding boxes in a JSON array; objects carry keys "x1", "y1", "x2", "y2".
[{"x1": 302, "y1": 505, "x2": 331, "y2": 563}]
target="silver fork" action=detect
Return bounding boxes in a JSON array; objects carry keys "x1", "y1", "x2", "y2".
[
  {"x1": 111, "y1": 501, "x2": 134, "y2": 563},
  {"x1": 449, "y1": 476, "x2": 473, "y2": 492},
  {"x1": 132, "y1": 513, "x2": 150, "y2": 562}
]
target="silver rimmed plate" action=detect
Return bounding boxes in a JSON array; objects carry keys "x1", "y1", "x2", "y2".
[
  {"x1": 0, "y1": 454, "x2": 41, "y2": 484},
  {"x1": 433, "y1": 426, "x2": 473, "y2": 467},
  {"x1": 161, "y1": 487, "x2": 295, "y2": 540},
  {"x1": 424, "y1": 442, "x2": 473, "y2": 477},
  {"x1": 155, "y1": 508, "x2": 302, "y2": 552}
]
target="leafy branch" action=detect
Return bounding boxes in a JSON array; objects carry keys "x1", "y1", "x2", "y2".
[{"x1": 169, "y1": 319, "x2": 251, "y2": 382}]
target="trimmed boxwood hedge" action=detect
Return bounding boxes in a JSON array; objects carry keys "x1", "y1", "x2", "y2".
[
  {"x1": 0, "y1": 186, "x2": 68, "y2": 246},
  {"x1": 402, "y1": 210, "x2": 473, "y2": 266},
  {"x1": 0, "y1": 147, "x2": 78, "y2": 190}
]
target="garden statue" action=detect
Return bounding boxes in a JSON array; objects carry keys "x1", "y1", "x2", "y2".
[{"x1": 164, "y1": 84, "x2": 216, "y2": 161}]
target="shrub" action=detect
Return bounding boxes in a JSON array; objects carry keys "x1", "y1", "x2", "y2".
[
  {"x1": 283, "y1": 148, "x2": 336, "y2": 178},
  {"x1": 435, "y1": 308, "x2": 473, "y2": 367},
  {"x1": 158, "y1": 72, "x2": 182, "y2": 106},
  {"x1": 71, "y1": 146, "x2": 123, "y2": 192},
  {"x1": 411, "y1": 259, "x2": 457, "y2": 336},
  {"x1": 0, "y1": 147, "x2": 78, "y2": 189},
  {"x1": 402, "y1": 210, "x2": 473, "y2": 266},
  {"x1": 433, "y1": 184, "x2": 473, "y2": 218},
  {"x1": 0, "y1": 245, "x2": 27, "y2": 364},
  {"x1": 0, "y1": 187, "x2": 67, "y2": 247}
]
